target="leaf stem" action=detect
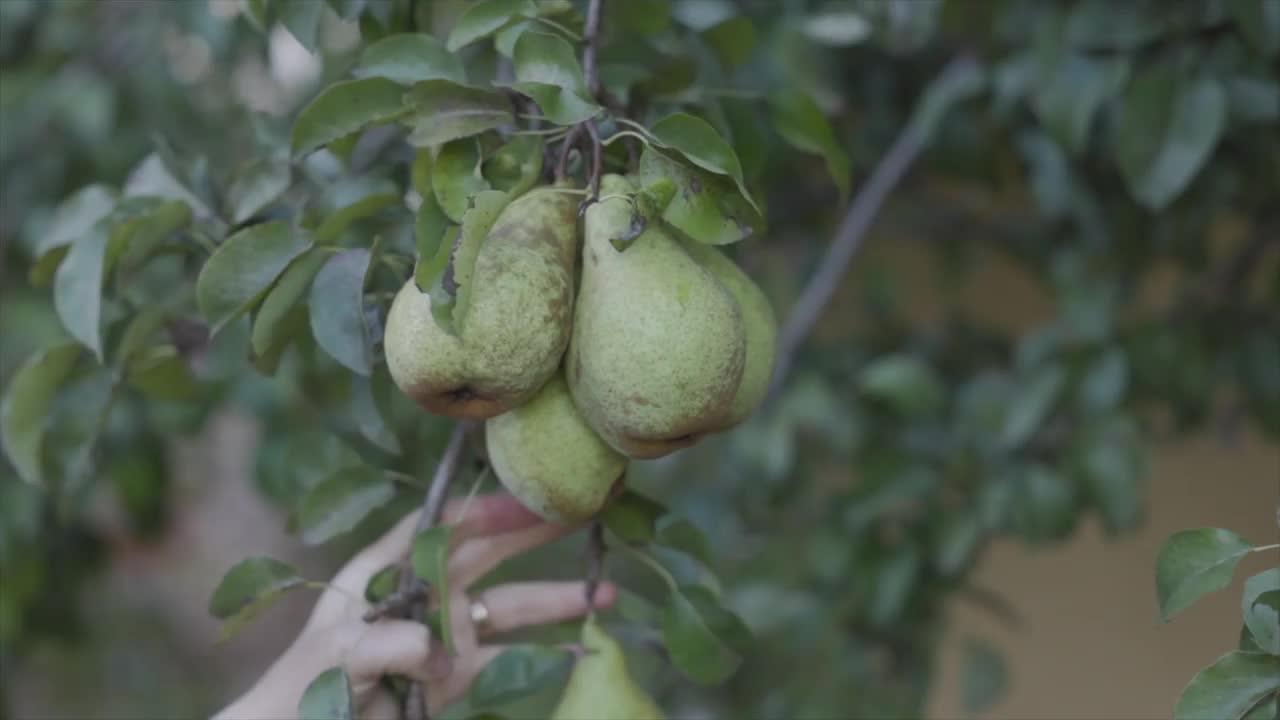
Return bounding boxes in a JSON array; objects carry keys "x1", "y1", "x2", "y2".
[
  {"x1": 535, "y1": 15, "x2": 582, "y2": 42},
  {"x1": 601, "y1": 130, "x2": 649, "y2": 147}
]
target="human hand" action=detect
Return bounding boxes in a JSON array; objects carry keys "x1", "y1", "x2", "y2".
[{"x1": 214, "y1": 492, "x2": 616, "y2": 719}]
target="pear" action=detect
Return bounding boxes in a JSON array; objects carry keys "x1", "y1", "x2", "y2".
[
  {"x1": 678, "y1": 239, "x2": 777, "y2": 428},
  {"x1": 485, "y1": 373, "x2": 627, "y2": 523},
  {"x1": 568, "y1": 174, "x2": 746, "y2": 459},
  {"x1": 551, "y1": 615, "x2": 665, "y2": 720},
  {"x1": 384, "y1": 187, "x2": 578, "y2": 419}
]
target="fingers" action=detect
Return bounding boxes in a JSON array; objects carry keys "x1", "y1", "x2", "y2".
[
  {"x1": 474, "y1": 581, "x2": 618, "y2": 637},
  {"x1": 359, "y1": 688, "x2": 402, "y2": 720},
  {"x1": 449, "y1": 522, "x2": 575, "y2": 588},
  {"x1": 336, "y1": 493, "x2": 546, "y2": 589},
  {"x1": 346, "y1": 619, "x2": 432, "y2": 686}
]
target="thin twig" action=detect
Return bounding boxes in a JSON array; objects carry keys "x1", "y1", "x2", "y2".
[
  {"x1": 582, "y1": 0, "x2": 604, "y2": 97},
  {"x1": 555, "y1": 124, "x2": 584, "y2": 181},
  {"x1": 583, "y1": 120, "x2": 603, "y2": 203},
  {"x1": 767, "y1": 57, "x2": 974, "y2": 402},
  {"x1": 395, "y1": 421, "x2": 477, "y2": 720},
  {"x1": 584, "y1": 521, "x2": 606, "y2": 609}
]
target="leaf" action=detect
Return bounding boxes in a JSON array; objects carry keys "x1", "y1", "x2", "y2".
[
  {"x1": 1157, "y1": 528, "x2": 1253, "y2": 621},
  {"x1": 299, "y1": 667, "x2": 354, "y2": 720},
  {"x1": 425, "y1": 190, "x2": 509, "y2": 333},
  {"x1": 1012, "y1": 465, "x2": 1076, "y2": 545},
  {"x1": 869, "y1": 545, "x2": 921, "y2": 627},
  {"x1": 962, "y1": 638, "x2": 1008, "y2": 713},
  {"x1": 702, "y1": 16, "x2": 756, "y2": 70},
  {"x1": 999, "y1": 364, "x2": 1065, "y2": 449},
  {"x1": 126, "y1": 346, "x2": 200, "y2": 401},
  {"x1": 859, "y1": 354, "x2": 945, "y2": 417},
  {"x1": 769, "y1": 88, "x2": 851, "y2": 200},
  {"x1": 415, "y1": 194, "x2": 454, "y2": 293},
  {"x1": 721, "y1": 98, "x2": 766, "y2": 182},
  {"x1": 507, "y1": 81, "x2": 602, "y2": 125},
  {"x1": 1243, "y1": 570, "x2": 1280, "y2": 654},
  {"x1": 1115, "y1": 68, "x2": 1226, "y2": 210},
  {"x1": 226, "y1": 157, "x2": 292, "y2": 224},
  {"x1": 314, "y1": 178, "x2": 401, "y2": 245},
  {"x1": 31, "y1": 185, "x2": 116, "y2": 283},
  {"x1": 616, "y1": 0, "x2": 671, "y2": 35},
  {"x1": 1075, "y1": 415, "x2": 1145, "y2": 534},
  {"x1": 365, "y1": 564, "x2": 401, "y2": 603},
  {"x1": 447, "y1": 0, "x2": 534, "y2": 51},
  {"x1": 1229, "y1": 0, "x2": 1280, "y2": 58},
  {"x1": 1031, "y1": 54, "x2": 1129, "y2": 154},
  {"x1": 662, "y1": 583, "x2": 746, "y2": 685},
  {"x1": 291, "y1": 77, "x2": 409, "y2": 158},
  {"x1": 648, "y1": 113, "x2": 760, "y2": 214},
  {"x1": 636, "y1": 148, "x2": 762, "y2": 246},
  {"x1": 1078, "y1": 347, "x2": 1129, "y2": 412},
  {"x1": 507, "y1": 31, "x2": 601, "y2": 125},
  {"x1": 601, "y1": 489, "x2": 668, "y2": 544},
  {"x1": 411, "y1": 526, "x2": 454, "y2": 652},
  {"x1": 1174, "y1": 652, "x2": 1280, "y2": 720},
  {"x1": 197, "y1": 221, "x2": 312, "y2": 334},
  {"x1": 279, "y1": 0, "x2": 324, "y2": 53},
  {"x1": 107, "y1": 198, "x2": 193, "y2": 272},
  {"x1": 297, "y1": 467, "x2": 396, "y2": 545},
  {"x1": 935, "y1": 510, "x2": 982, "y2": 576},
  {"x1": 0, "y1": 344, "x2": 83, "y2": 486},
  {"x1": 1243, "y1": 695, "x2": 1278, "y2": 720},
  {"x1": 483, "y1": 135, "x2": 545, "y2": 195},
  {"x1": 403, "y1": 80, "x2": 513, "y2": 147},
  {"x1": 53, "y1": 223, "x2": 110, "y2": 360},
  {"x1": 208, "y1": 556, "x2": 306, "y2": 640},
  {"x1": 433, "y1": 139, "x2": 491, "y2": 223},
  {"x1": 309, "y1": 247, "x2": 375, "y2": 375},
  {"x1": 351, "y1": 373, "x2": 400, "y2": 455},
  {"x1": 123, "y1": 153, "x2": 213, "y2": 219},
  {"x1": 657, "y1": 518, "x2": 712, "y2": 566},
  {"x1": 469, "y1": 644, "x2": 573, "y2": 707},
  {"x1": 355, "y1": 33, "x2": 467, "y2": 85},
  {"x1": 250, "y1": 248, "x2": 331, "y2": 369}
]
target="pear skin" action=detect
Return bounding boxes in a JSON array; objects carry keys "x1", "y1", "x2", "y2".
[
  {"x1": 485, "y1": 373, "x2": 627, "y2": 523},
  {"x1": 568, "y1": 175, "x2": 746, "y2": 459},
  {"x1": 678, "y1": 239, "x2": 777, "y2": 428},
  {"x1": 384, "y1": 187, "x2": 578, "y2": 419},
  {"x1": 551, "y1": 615, "x2": 665, "y2": 720}
]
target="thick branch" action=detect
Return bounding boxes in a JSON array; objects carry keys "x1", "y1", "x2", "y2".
[{"x1": 768, "y1": 57, "x2": 975, "y2": 401}]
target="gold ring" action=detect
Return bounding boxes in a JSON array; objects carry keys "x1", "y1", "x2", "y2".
[{"x1": 469, "y1": 597, "x2": 491, "y2": 630}]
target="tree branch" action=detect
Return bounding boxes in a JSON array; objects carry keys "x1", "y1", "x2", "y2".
[
  {"x1": 768, "y1": 56, "x2": 976, "y2": 401},
  {"x1": 583, "y1": 520, "x2": 606, "y2": 609},
  {"x1": 582, "y1": 0, "x2": 604, "y2": 97}
]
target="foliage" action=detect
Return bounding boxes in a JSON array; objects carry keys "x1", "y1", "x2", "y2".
[{"x1": 2, "y1": 0, "x2": 1278, "y2": 717}]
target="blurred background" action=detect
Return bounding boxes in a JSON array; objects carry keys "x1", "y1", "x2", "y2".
[{"x1": 1, "y1": 1, "x2": 1277, "y2": 718}]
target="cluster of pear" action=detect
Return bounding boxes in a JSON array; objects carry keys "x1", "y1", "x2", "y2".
[{"x1": 384, "y1": 170, "x2": 777, "y2": 523}]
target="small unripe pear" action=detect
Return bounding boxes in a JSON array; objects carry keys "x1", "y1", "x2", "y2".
[
  {"x1": 551, "y1": 615, "x2": 665, "y2": 720},
  {"x1": 486, "y1": 373, "x2": 627, "y2": 523},
  {"x1": 384, "y1": 188, "x2": 578, "y2": 419}
]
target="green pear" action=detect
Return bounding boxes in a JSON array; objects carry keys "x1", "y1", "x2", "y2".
[
  {"x1": 384, "y1": 187, "x2": 578, "y2": 419},
  {"x1": 551, "y1": 615, "x2": 665, "y2": 720},
  {"x1": 678, "y1": 239, "x2": 777, "y2": 428},
  {"x1": 568, "y1": 174, "x2": 746, "y2": 459},
  {"x1": 485, "y1": 373, "x2": 627, "y2": 523}
]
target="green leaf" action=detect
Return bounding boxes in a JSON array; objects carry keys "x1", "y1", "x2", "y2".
[
  {"x1": 507, "y1": 81, "x2": 602, "y2": 125},
  {"x1": 1174, "y1": 652, "x2": 1280, "y2": 720},
  {"x1": 447, "y1": 0, "x2": 534, "y2": 51},
  {"x1": 1243, "y1": 570, "x2": 1280, "y2": 654},
  {"x1": 1243, "y1": 695, "x2": 1278, "y2": 720},
  {"x1": 1157, "y1": 528, "x2": 1253, "y2": 621},
  {"x1": 124, "y1": 153, "x2": 213, "y2": 219},
  {"x1": 869, "y1": 545, "x2": 921, "y2": 627},
  {"x1": 483, "y1": 135, "x2": 545, "y2": 196},
  {"x1": 299, "y1": 667, "x2": 354, "y2": 720},
  {"x1": 403, "y1": 80, "x2": 513, "y2": 147},
  {"x1": 602, "y1": 489, "x2": 668, "y2": 544},
  {"x1": 859, "y1": 354, "x2": 945, "y2": 417},
  {"x1": 657, "y1": 518, "x2": 712, "y2": 566},
  {"x1": 415, "y1": 194, "x2": 454, "y2": 293},
  {"x1": 1229, "y1": 0, "x2": 1280, "y2": 57},
  {"x1": 1078, "y1": 348, "x2": 1129, "y2": 413},
  {"x1": 208, "y1": 556, "x2": 306, "y2": 640},
  {"x1": 31, "y1": 184, "x2": 116, "y2": 283},
  {"x1": 1075, "y1": 415, "x2": 1145, "y2": 534},
  {"x1": 615, "y1": 0, "x2": 671, "y2": 35},
  {"x1": 314, "y1": 178, "x2": 401, "y2": 245},
  {"x1": 702, "y1": 16, "x2": 756, "y2": 71},
  {"x1": 226, "y1": 157, "x2": 292, "y2": 224},
  {"x1": 1000, "y1": 364, "x2": 1065, "y2": 449},
  {"x1": 1031, "y1": 54, "x2": 1129, "y2": 154},
  {"x1": 0, "y1": 344, "x2": 83, "y2": 486},
  {"x1": 433, "y1": 139, "x2": 492, "y2": 223},
  {"x1": 1012, "y1": 465, "x2": 1076, "y2": 545},
  {"x1": 126, "y1": 346, "x2": 199, "y2": 401},
  {"x1": 769, "y1": 88, "x2": 850, "y2": 200},
  {"x1": 309, "y1": 247, "x2": 375, "y2": 375},
  {"x1": 107, "y1": 198, "x2": 193, "y2": 272},
  {"x1": 469, "y1": 644, "x2": 573, "y2": 707},
  {"x1": 662, "y1": 583, "x2": 746, "y2": 685},
  {"x1": 291, "y1": 77, "x2": 409, "y2": 158},
  {"x1": 351, "y1": 373, "x2": 400, "y2": 455},
  {"x1": 430, "y1": 190, "x2": 509, "y2": 333},
  {"x1": 935, "y1": 510, "x2": 982, "y2": 576},
  {"x1": 297, "y1": 467, "x2": 396, "y2": 545},
  {"x1": 355, "y1": 33, "x2": 467, "y2": 85},
  {"x1": 279, "y1": 0, "x2": 324, "y2": 53},
  {"x1": 411, "y1": 526, "x2": 454, "y2": 652},
  {"x1": 962, "y1": 637, "x2": 1008, "y2": 713},
  {"x1": 648, "y1": 113, "x2": 760, "y2": 214},
  {"x1": 1115, "y1": 68, "x2": 1226, "y2": 210},
  {"x1": 114, "y1": 298, "x2": 184, "y2": 367},
  {"x1": 52, "y1": 223, "x2": 110, "y2": 360},
  {"x1": 636, "y1": 148, "x2": 762, "y2": 246},
  {"x1": 250, "y1": 248, "x2": 331, "y2": 369},
  {"x1": 364, "y1": 564, "x2": 401, "y2": 603},
  {"x1": 507, "y1": 31, "x2": 601, "y2": 125},
  {"x1": 197, "y1": 221, "x2": 312, "y2": 334}
]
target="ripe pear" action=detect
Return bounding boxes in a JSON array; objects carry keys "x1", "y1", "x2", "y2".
[
  {"x1": 384, "y1": 187, "x2": 578, "y2": 419},
  {"x1": 678, "y1": 239, "x2": 777, "y2": 428},
  {"x1": 485, "y1": 373, "x2": 627, "y2": 523},
  {"x1": 568, "y1": 174, "x2": 746, "y2": 459},
  {"x1": 551, "y1": 615, "x2": 665, "y2": 720}
]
